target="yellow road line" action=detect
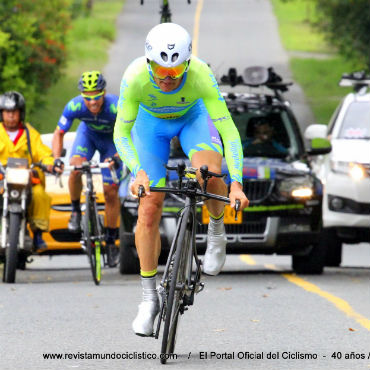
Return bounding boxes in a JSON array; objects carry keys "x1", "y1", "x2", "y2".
[
  {"x1": 192, "y1": 0, "x2": 204, "y2": 56},
  {"x1": 240, "y1": 254, "x2": 257, "y2": 265},
  {"x1": 264, "y1": 263, "x2": 282, "y2": 271},
  {"x1": 241, "y1": 260, "x2": 370, "y2": 331},
  {"x1": 282, "y1": 273, "x2": 370, "y2": 331}
]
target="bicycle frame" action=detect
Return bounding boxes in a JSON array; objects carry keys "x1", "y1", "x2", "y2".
[{"x1": 155, "y1": 194, "x2": 200, "y2": 338}]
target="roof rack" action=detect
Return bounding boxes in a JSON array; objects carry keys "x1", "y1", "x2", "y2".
[
  {"x1": 339, "y1": 71, "x2": 370, "y2": 92},
  {"x1": 219, "y1": 66, "x2": 293, "y2": 91}
]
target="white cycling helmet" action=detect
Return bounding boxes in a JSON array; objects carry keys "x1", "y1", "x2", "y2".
[{"x1": 145, "y1": 23, "x2": 192, "y2": 68}]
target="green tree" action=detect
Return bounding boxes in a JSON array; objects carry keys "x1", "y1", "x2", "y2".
[
  {"x1": 314, "y1": 0, "x2": 370, "y2": 69},
  {"x1": 0, "y1": 1, "x2": 71, "y2": 115}
]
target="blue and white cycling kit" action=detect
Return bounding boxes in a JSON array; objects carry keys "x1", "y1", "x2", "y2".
[{"x1": 57, "y1": 93, "x2": 121, "y2": 185}]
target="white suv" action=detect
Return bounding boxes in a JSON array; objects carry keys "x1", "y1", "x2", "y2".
[{"x1": 305, "y1": 72, "x2": 370, "y2": 266}]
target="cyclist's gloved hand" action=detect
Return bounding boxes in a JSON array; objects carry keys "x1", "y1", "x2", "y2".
[
  {"x1": 52, "y1": 158, "x2": 64, "y2": 174},
  {"x1": 107, "y1": 155, "x2": 122, "y2": 170},
  {"x1": 131, "y1": 169, "x2": 150, "y2": 198}
]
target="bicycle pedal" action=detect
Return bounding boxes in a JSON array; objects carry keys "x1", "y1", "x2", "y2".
[{"x1": 195, "y1": 282, "x2": 205, "y2": 293}]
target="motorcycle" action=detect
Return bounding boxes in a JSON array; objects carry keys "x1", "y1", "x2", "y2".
[{"x1": 0, "y1": 158, "x2": 46, "y2": 283}]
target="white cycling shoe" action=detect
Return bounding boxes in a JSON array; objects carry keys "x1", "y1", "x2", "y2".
[
  {"x1": 132, "y1": 299, "x2": 160, "y2": 337},
  {"x1": 132, "y1": 276, "x2": 160, "y2": 337},
  {"x1": 203, "y1": 219, "x2": 227, "y2": 276}
]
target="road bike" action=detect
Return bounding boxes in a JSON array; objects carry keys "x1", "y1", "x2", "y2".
[
  {"x1": 64, "y1": 161, "x2": 118, "y2": 285},
  {"x1": 140, "y1": 0, "x2": 191, "y2": 23},
  {"x1": 138, "y1": 162, "x2": 240, "y2": 363}
]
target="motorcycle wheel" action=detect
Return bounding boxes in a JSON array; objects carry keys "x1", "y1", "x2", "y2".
[{"x1": 3, "y1": 213, "x2": 21, "y2": 283}]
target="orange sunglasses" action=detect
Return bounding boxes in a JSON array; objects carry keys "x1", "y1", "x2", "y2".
[{"x1": 149, "y1": 60, "x2": 188, "y2": 80}]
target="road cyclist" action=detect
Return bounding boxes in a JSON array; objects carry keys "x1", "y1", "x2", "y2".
[
  {"x1": 113, "y1": 23, "x2": 249, "y2": 337},
  {"x1": 52, "y1": 71, "x2": 122, "y2": 267}
]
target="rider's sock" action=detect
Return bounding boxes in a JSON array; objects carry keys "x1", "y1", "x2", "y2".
[
  {"x1": 208, "y1": 214, "x2": 225, "y2": 235},
  {"x1": 71, "y1": 199, "x2": 81, "y2": 213},
  {"x1": 106, "y1": 227, "x2": 118, "y2": 244}
]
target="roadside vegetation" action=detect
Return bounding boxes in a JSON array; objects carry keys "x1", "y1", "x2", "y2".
[
  {"x1": 271, "y1": 0, "x2": 366, "y2": 124},
  {"x1": 29, "y1": 0, "x2": 123, "y2": 133}
]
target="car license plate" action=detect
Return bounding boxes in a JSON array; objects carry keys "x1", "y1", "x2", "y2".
[{"x1": 202, "y1": 205, "x2": 242, "y2": 224}]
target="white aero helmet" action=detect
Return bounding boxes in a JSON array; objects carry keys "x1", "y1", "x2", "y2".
[{"x1": 145, "y1": 23, "x2": 192, "y2": 68}]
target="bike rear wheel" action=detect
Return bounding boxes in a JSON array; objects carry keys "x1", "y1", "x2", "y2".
[
  {"x1": 160, "y1": 211, "x2": 192, "y2": 363},
  {"x1": 83, "y1": 199, "x2": 102, "y2": 285},
  {"x1": 3, "y1": 213, "x2": 21, "y2": 283}
]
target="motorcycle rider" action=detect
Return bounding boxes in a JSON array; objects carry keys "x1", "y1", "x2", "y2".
[{"x1": 0, "y1": 91, "x2": 62, "y2": 250}]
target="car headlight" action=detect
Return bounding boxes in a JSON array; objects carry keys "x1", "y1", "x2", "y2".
[
  {"x1": 278, "y1": 176, "x2": 314, "y2": 199},
  {"x1": 349, "y1": 164, "x2": 366, "y2": 180},
  {"x1": 291, "y1": 187, "x2": 313, "y2": 198},
  {"x1": 331, "y1": 160, "x2": 367, "y2": 180}
]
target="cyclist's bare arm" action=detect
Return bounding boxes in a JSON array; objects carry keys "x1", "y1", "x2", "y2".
[{"x1": 52, "y1": 127, "x2": 65, "y2": 158}]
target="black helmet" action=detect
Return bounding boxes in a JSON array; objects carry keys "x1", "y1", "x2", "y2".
[{"x1": 0, "y1": 91, "x2": 26, "y2": 123}]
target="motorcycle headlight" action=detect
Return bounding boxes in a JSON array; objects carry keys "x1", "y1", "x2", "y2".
[
  {"x1": 331, "y1": 160, "x2": 367, "y2": 180},
  {"x1": 278, "y1": 176, "x2": 314, "y2": 199},
  {"x1": 5, "y1": 168, "x2": 30, "y2": 185}
]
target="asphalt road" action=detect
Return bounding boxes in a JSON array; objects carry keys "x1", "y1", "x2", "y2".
[
  {"x1": 1, "y1": 1, "x2": 369, "y2": 370},
  {"x1": 0, "y1": 246, "x2": 369, "y2": 370}
]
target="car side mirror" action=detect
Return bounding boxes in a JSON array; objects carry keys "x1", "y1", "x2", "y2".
[
  {"x1": 304, "y1": 124, "x2": 327, "y2": 139},
  {"x1": 306, "y1": 138, "x2": 332, "y2": 155}
]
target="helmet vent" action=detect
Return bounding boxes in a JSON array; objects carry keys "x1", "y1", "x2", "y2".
[
  {"x1": 160, "y1": 52, "x2": 168, "y2": 62},
  {"x1": 171, "y1": 53, "x2": 179, "y2": 63}
]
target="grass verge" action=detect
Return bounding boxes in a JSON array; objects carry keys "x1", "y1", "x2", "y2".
[
  {"x1": 29, "y1": 0, "x2": 124, "y2": 133},
  {"x1": 271, "y1": 0, "x2": 361, "y2": 124},
  {"x1": 270, "y1": 0, "x2": 331, "y2": 53}
]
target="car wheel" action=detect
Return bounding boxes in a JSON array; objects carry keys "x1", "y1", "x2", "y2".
[
  {"x1": 119, "y1": 232, "x2": 140, "y2": 274},
  {"x1": 292, "y1": 242, "x2": 327, "y2": 275},
  {"x1": 323, "y1": 228, "x2": 342, "y2": 267}
]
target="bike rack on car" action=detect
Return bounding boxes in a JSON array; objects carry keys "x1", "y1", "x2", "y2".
[
  {"x1": 219, "y1": 66, "x2": 293, "y2": 104},
  {"x1": 339, "y1": 71, "x2": 370, "y2": 93}
]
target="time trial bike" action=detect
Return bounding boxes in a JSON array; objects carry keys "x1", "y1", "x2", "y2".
[{"x1": 139, "y1": 162, "x2": 240, "y2": 363}]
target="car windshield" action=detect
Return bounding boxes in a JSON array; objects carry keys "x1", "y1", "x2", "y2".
[
  {"x1": 232, "y1": 110, "x2": 300, "y2": 158},
  {"x1": 163, "y1": 110, "x2": 302, "y2": 160},
  {"x1": 338, "y1": 101, "x2": 370, "y2": 139}
]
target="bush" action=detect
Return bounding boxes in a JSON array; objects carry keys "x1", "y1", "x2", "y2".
[
  {"x1": 314, "y1": 0, "x2": 370, "y2": 70},
  {"x1": 0, "y1": 1, "x2": 71, "y2": 114}
]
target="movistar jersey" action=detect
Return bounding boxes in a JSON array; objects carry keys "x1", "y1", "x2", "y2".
[
  {"x1": 114, "y1": 56, "x2": 243, "y2": 183},
  {"x1": 57, "y1": 94, "x2": 118, "y2": 134}
]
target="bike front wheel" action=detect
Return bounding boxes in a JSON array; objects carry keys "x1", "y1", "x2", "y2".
[
  {"x1": 83, "y1": 200, "x2": 102, "y2": 285},
  {"x1": 160, "y1": 214, "x2": 192, "y2": 363}
]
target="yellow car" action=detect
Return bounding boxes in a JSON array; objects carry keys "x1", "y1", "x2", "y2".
[{"x1": 40, "y1": 132, "x2": 105, "y2": 253}]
